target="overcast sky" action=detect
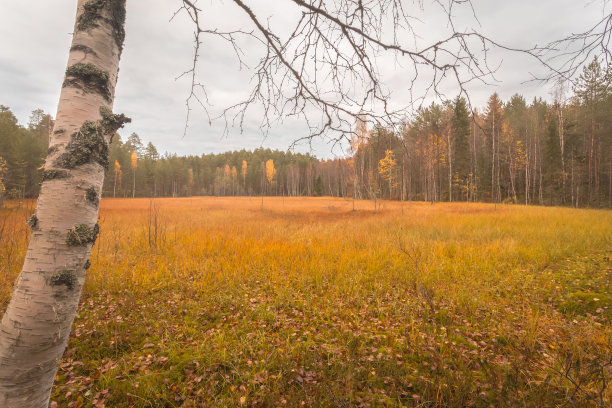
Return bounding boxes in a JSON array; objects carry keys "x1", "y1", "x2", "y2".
[{"x1": 0, "y1": 0, "x2": 607, "y2": 158}]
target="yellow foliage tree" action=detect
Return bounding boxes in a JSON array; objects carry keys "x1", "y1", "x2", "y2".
[
  {"x1": 113, "y1": 160, "x2": 122, "y2": 198},
  {"x1": 241, "y1": 160, "x2": 247, "y2": 182},
  {"x1": 378, "y1": 149, "x2": 398, "y2": 198},
  {"x1": 261, "y1": 159, "x2": 276, "y2": 209},
  {"x1": 241, "y1": 160, "x2": 248, "y2": 194},
  {"x1": 223, "y1": 164, "x2": 231, "y2": 195},
  {"x1": 130, "y1": 150, "x2": 138, "y2": 169},
  {"x1": 266, "y1": 159, "x2": 276, "y2": 185}
]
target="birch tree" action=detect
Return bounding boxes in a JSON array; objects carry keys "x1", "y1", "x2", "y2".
[{"x1": 0, "y1": 1, "x2": 129, "y2": 406}]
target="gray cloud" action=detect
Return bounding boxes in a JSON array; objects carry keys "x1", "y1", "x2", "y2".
[{"x1": 0, "y1": 0, "x2": 607, "y2": 158}]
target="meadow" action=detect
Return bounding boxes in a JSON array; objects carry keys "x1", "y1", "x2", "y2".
[{"x1": 0, "y1": 197, "x2": 610, "y2": 407}]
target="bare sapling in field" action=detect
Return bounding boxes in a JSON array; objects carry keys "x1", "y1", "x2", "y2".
[
  {"x1": 147, "y1": 198, "x2": 162, "y2": 250},
  {"x1": 548, "y1": 351, "x2": 611, "y2": 408},
  {"x1": 397, "y1": 230, "x2": 436, "y2": 313}
]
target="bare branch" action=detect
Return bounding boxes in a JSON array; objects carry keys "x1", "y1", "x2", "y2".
[{"x1": 175, "y1": 0, "x2": 583, "y2": 148}]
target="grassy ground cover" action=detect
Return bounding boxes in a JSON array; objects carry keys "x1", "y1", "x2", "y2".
[{"x1": 1, "y1": 197, "x2": 610, "y2": 407}]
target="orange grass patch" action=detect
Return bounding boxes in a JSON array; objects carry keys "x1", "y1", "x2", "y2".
[{"x1": 1, "y1": 197, "x2": 610, "y2": 407}]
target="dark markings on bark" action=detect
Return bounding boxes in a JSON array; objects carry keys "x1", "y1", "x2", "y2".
[
  {"x1": 63, "y1": 62, "x2": 111, "y2": 102},
  {"x1": 47, "y1": 145, "x2": 60, "y2": 155},
  {"x1": 86, "y1": 186, "x2": 99, "y2": 205},
  {"x1": 84, "y1": 260, "x2": 91, "y2": 270},
  {"x1": 93, "y1": 223, "x2": 100, "y2": 244},
  {"x1": 26, "y1": 215, "x2": 38, "y2": 229},
  {"x1": 41, "y1": 169, "x2": 69, "y2": 181},
  {"x1": 66, "y1": 223, "x2": 99, "y2": 246},
  {"x1": 77, "y1": 0, "x2": 127, "y2": 53},
  {"x1": 54, "y1": 129, "x2": 65, "y2": 135},
  {"x1": 70, "y1": 44, "x2": 99, "y2": 58},
  {"x1": 50, "y1": 270, "x2": 77, "y2": 290}
]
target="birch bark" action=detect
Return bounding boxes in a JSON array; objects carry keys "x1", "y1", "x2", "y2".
[{"x1": 0, "y1": 1, "x2": 128, "y2": 406}]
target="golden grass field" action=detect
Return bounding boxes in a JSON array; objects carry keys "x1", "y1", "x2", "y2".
[{"x1": 0, "y1": 197, "x2": 611, "y2": 407}]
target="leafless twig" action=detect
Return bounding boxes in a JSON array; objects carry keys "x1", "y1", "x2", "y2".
[{"x1": 175, "y1": 0, "x2": 587, "y2": 147}]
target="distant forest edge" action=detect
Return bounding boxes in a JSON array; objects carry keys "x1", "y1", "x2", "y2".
[{"x1": 1, "y1": 58, "x2": 611, "y2": 208}]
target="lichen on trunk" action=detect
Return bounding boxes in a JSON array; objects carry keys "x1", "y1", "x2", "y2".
[
  {"x1": 63, "y1": 62, "x2": 112, "y2": 102},
  {"x1": 86, "y1": 186, "x2": 99, "y2": 205},
  {"x1": 55, "y1": 106, "x2": 130, "y2": 170},
  {"x1": 66, "y1": 223, "x2": 99, "y2": 246},
  {"x1": 26, "y1": 214, "x2": 38, "y2": 229},
  {"x1": 41, "y1": 168, "x2": 69, "y2": 181},
  {"x1": 77, "y1": 0, "x2": 127, "y2": 53},
  {"x1": 49, "y1": 270, "x2": 78, "y2": 291}
]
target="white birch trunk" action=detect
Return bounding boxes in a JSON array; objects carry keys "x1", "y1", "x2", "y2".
[
  {"x1": 447, "y1": 131, "x2": 452, "y2": 202},
  {"x1": 0, "y1": 1, "x2": 127, "y2": 406}
]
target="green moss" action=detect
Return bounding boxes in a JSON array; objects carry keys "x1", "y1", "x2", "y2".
[
  {"x1": 77, "y1": 0, "x2": 127, "y2": 53},
  {"x1": 63, "y1": 62, "x2": 111, "y2": 102},
  {"x1": 66, "y1": 223, "x2": 99, "y2": 246},
  {"x1": 559, "y1": 292, "x2": 611, "y2": 319},
  {"x1": 50, "y1": 270, "x2": 77, "y2": 290},
  {"x1": 26, "y1": 215, "x2": 38, "y2": 229},
  {"x1": 41, "y1": 169, "x2": 69, "y2": 181},
  {"x1": 434, "y1": 309, "x2": 452, "y2": 325},
  {"x1": 448, "y1": 334, "x2": 476, "y2": 349}
]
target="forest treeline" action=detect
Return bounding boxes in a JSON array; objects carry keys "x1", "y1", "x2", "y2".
[{"x1": 1, "y1": 58, "x2": 610, "y2": 207}]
